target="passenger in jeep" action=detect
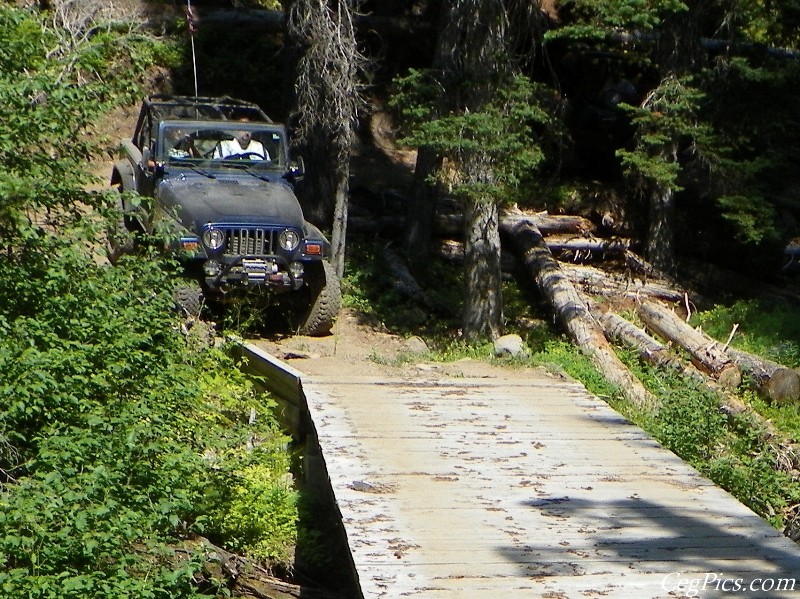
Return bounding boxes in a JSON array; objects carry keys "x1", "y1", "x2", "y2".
[{"x1": 168, "y1": 128, "x2": 198, "y2": 158}]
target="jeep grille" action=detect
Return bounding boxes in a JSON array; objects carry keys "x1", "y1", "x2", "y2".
[{"x1": 225, "y1": 228, "x2": 275, "y2": 256}]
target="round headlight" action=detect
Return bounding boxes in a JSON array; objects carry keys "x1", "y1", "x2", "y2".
[
  {"x1": 278, "y1": 229, "x2": 300, "y2": 251},
  {"x1": 202, "y1": 228, "x2": 225, "y2": 250}
]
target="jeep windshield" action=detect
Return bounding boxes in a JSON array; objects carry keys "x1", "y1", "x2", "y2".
[{"x1": 157, "y1": 121, "x2": 286, "y2": 169}]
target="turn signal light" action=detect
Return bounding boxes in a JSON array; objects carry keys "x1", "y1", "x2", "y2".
[{"x1": 304, "y1": 242, "x2": 323, "y2": 256}]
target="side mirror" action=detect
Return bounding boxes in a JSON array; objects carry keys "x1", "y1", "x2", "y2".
[{"x1": 288, "y1": 156, "x2": 305, "y2": 182}]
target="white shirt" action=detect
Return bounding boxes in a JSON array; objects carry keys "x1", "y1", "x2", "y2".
[{"x1": 214, "y1": 138, "x2": 268, "y2": 160}]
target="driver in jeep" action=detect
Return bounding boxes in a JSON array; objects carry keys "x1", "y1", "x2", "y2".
[{"x1": 213, "y1": 127, "x2": 269, "y2": 160}]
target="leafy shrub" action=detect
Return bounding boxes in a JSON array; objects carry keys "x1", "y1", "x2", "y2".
[
  {"x1": 0, "y1": 222, "x2": 297, "y2": 596},
  {"x1": 650, "y1": 386, "x2": 726, "y2": 464},
  {"x1": 207, "y1": 462, "x2": 298, "y2": 566},
  {"x1": 0, "y1": 6, "x2": 299, "y2": 595}
]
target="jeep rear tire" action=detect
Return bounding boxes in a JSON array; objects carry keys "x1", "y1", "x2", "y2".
[{"x1": 298, "y1": 260, "x2": 341, "y2": 336}]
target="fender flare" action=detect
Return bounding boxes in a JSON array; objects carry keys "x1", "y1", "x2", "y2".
[{"x1": 110, "y1": 160, "x2": 137, "y2": 210}]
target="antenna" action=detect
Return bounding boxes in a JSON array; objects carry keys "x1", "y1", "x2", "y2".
[{"x1": 187, "y1": 0, "x2": 199, "y2": 98}]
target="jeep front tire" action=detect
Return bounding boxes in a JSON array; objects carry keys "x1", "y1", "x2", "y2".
[{"x1": 298, "y1": 260, "x2": 341, "y2": 336}]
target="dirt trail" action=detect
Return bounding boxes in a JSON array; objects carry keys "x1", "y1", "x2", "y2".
[{"x1": 253, "y1": 308, "x2": 561, "y2": 383}]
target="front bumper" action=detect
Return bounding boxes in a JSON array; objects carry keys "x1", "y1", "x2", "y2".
[{"x1": 203, "y1": 256, "x2": 304, "y2": 292}]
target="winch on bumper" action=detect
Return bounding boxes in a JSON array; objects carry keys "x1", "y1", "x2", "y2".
[{"x1": 202, "y1": 256, "x2": 305, "y2": 291}]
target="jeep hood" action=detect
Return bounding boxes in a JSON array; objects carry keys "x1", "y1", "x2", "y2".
[{"x1": 158, "y1": 175, "x2": 306, "y2": 231}]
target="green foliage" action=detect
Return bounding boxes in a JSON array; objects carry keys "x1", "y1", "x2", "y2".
[
  {"x1": 691, "y1": 299, "x2": 800, "y2": 366},
  {"x1": 651, "y1": 385, "x2": 725, "y2": 462},
  {"x1": 208, "y1": 462, "x2": 297, "y2": 564},
  {"x1": 0, "y1": 221, "x2": 298, "y2": 595},
  {"x1": 531, "y1": 339, "x2": 625, "y2": 401},
  {"x1": 735, "y1": 0, "x2": 800, "y2": 46},
  {"x1": 617, "y1": 75, "x2": 712, "y2": 191},
  {"x1": 0, "y1": 7, "x2": 299, "y2": 593},
  {"x1": 0, "y1": 6, "x2": 182, "y2": 234},
  {"x1": 696, "y1": 57, "x2": 800, "y2": 245},
  {"x1": 341, "y1": 237, "x2": 464, "y2": 334},
  {"x1": 391, "y1": 71, "x2": 558, "y2": 203},
  {"x1": 0, "y1": 6, "x2": 51, "y2": 72},
  {"x1": 715, "y1": 194, "x2": 779, "y2": 244},
  {"x1": 546, "y1": 0, "x2": 688, "y2": 45}
]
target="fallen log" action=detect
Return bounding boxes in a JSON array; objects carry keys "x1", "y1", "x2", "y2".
[
  {"x1": 589, "y1": 300, "x2": 800, "y2": 491},
  {"x1": 348, "y1": 209, "x2": 597, "y2": 238},
  {"x1": 438, "y1": 211, "x2": 596, "y2": 237},
  {"x1": 588, "y1": 300, "x2": 755, "y2": 412},
  {"x1": 589, "y1": 302, "x2": 677, "y2": 370},
  {"x1": 172, "y1": 537, "x2": 342, "y2": 599},
  {"x1": 637, "y1": 300, "x2": 742, "y2": 388},
  {"x1": 561, "y1": 263, "x2": 686, "y2": 303},
  {"x1": 435, "y1": 239, "x2": 636, "y2": 275},
  {"x1": 501, "y1": 219, "x2": 655, "y2": 408},
  {"x1": 623, "y1": 250, "x2": 707, "y2": 307},
  {"x1": 436, "y1": 239, "x2": 683, "y2": 303},
  {"x1": 542, "y1": 234, "x2": 632, "y2": 256},
  {"x1": 726, "y1": 347, "x2": 800, "y2": 404}
]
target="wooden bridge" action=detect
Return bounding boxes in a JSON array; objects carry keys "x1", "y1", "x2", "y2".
[{"x1": 238, "y1": 341, "x2": 800, "y2": 599}]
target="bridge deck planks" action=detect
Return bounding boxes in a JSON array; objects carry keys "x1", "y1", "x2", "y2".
[{"x1": 293, "y1": 366, "x2": 800, "y2": 598}]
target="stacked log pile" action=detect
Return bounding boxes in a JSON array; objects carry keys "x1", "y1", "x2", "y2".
[{"x1": 497, "y1": 214, "x2": 799, "y2": 404}]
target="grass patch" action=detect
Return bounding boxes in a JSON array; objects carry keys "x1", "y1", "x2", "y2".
[{"x1": 692, "y1": 298, "x2": 800, "y2": 366}]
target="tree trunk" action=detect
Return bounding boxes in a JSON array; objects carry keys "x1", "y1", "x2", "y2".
[
  {"x1": 404, "y1": 146, "x2": 441, "y2": 265},
  {"x1": 646, "y1": 180, "x2": 677, "y2": 275},
  {"x1": 330, "y1": 166, "x2": 349, "y2": 277},
  {"x1": 637, "y1": 300, "x2": 742, "y2": 387},
  {"x1": 287, "y1": 0, "x2": 361, "y2": 253},
  {"x1": 462, "y1": 195, "x2": 503, "y2": 341},
  {"x1": 502, "y1": 219, "x2": 655, "y2": 408}
]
